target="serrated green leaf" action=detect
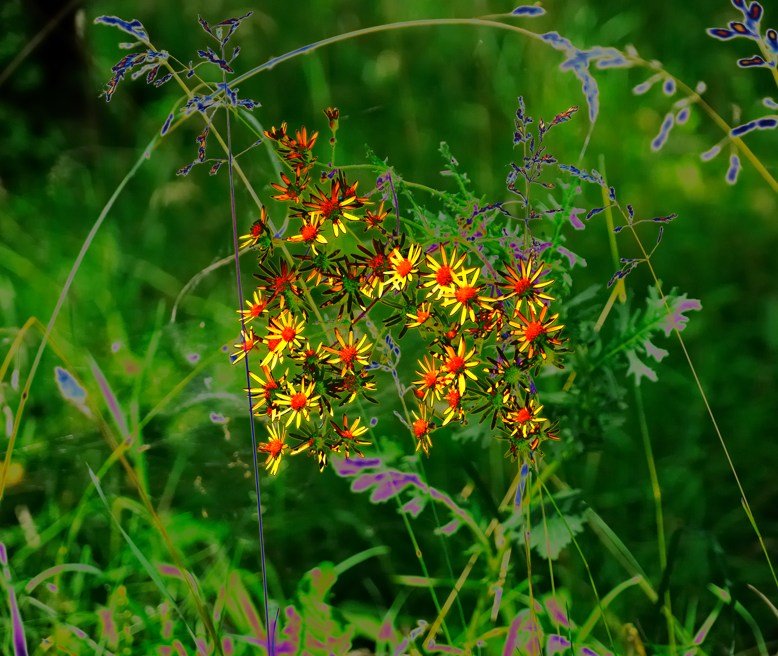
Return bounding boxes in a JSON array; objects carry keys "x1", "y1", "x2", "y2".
[{"x1": 530, "y1": 513, "x2": 584, "y2": 560}]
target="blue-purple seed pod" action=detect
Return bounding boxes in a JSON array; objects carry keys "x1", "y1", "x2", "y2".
[
  {"x1": 651, "y1": 113, "x2": 674, "y2": 151},
  {"x1": 512, "y1": 5, "x2": 545, "y2": 16},
  {"x1": 94, "y1": 15, "x2": 148, "y2": 41},
  {"x1": 701, "y1": 144, "x2": 722, "y2": 161},
  {"x1": 726, "y1": 154, "x2": 741, "y2": 184},
  {"x1": 766, "y1": 29, "x2": 778, "y2": 53},
  {"x1": 160, "y1": 113, "x2": 174, "y2": 136}
]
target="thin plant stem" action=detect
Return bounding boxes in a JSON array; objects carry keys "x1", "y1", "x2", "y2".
[
  {"x1": 222, "y1": 48, "x2": 274, "y2": 655},
  {"x1": 539, "y1": 475, "x2": 616, "y2": 651},
  {"x1": 623, "y1": 216, "x2": 778, "y2": 592}
]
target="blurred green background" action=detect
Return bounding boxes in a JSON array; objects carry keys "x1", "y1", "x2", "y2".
[{"x1": 1, "y1": 0, "x2": 776, "y2": 652}]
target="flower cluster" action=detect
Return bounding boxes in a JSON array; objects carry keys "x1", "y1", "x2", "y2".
[{"x1": 232, "y1": 109, "x2": 569, "y2": 475}]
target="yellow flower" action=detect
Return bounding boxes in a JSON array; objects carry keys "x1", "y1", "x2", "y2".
[
  {"x1": 422, "y1": 247, "x2": 473, "y2": 299},
  {"x1": 258, "y1": 424, "x2": 288, "y2": 475},
  {"x1": 441, "y1": 268, "x2": 494, "y2": 325},
  {"x1": 288, "y1": 213, "x2": 328, "y2": 251},
  {"x1": 500, "y1": 256, "x2": 555, "y2": 311},
  {"x1": 247, "y1": 365, "x2": 284, "y2": 419},
  {"x1": 238, "y1": 289, "x2": 268, "y2": 324},
  {"x1": 410, "y1": 406, "x2": 434, "y2": 456},
  {"x1": 331, "y1": 415, "x2": 371, "y2": 458},
  {"x1": 325, "y1": 329, "x2": 372, "y2": 375},
  {"x1": 386, "y1": 244, "x2": 421, "y2": 291},
  {"x1": 441, "y1": 387, "x2": 464, "y2": 426},
  {"x1": 231, "y1": 328, "x2": 259, "y2": 364},
  {"x1": 504, "y1": 398, "x2": 547, "y2": 439},
  {"x1": 239, "y1": 207, "x2": 269, "y2": 249},
  {"x1": 509, "y1": 305, "x2": 565, "y2": 361},
  {"x1": 275, "y1": 379, "x2": 320, "y2": 427},
  {"x1": 440, "y1": 338, "x2": 480, "y2": 394},
  {"x1": 406, "y1": 302, "x2": 433, "y2": 329},
  {"x1": 413, "y1": 356, "x2": 446, "y2": 403},
  {"x1": 262, "y1": 311, "x2": 305, "y2": 367}
]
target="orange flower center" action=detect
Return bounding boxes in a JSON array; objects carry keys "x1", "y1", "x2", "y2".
[
  {"x1": 281, "y1": 326, "x2": 297, "y2": 343},
  {"x1": 290, "y1": 392, "x2": 308, "y2": 411},
  {"x1": 416, "y1": 309, "x2": 431, "y2": 323},
  {"x1": 367, "y1": 254, "x2": 386, "y2": 270},
  {"x1": 412, "y1": 419, "x2": 429, "y2": 438},
  {"x1": 300, "y1": 223, "x2": 319, "y2": 241},
  {"x1": 395, "y1": 259, "x2": 413, "y2": 277},
  {"x1": 422, "y1": 371, "x2": 439, "y2": 388},
  {"x1": 515, "y1": 408, "x2": 532, "y2": 423},
  {"x1": 513, "y1": 277, "x2": 531, "y2": 295},
  {"x1": 446, "y1": 355, "x2": 465, "y2": 374},
  {"x1": 242, "y1": 338, "x2": 256, "y2": 352},
  {"x1": 446, "y1": 389, "x2": 461, "y2": 408},
  {"x1": 320, "y1": 196, "x2": 340, "y2": 219},
  {"x1": 265, "y1": 438, "x2": 284, "y2": 457},
  {"x1": 524, "y1": 322, "x2": 544, "y2": 342},
  {"x1": 339, "y1": 345, "x2": 358, "y2": 365},
  {"x1": 251, "y1": 224, "x2": 262, "y2": 237},
  {"x1": 435, "y1": 266, "x2": 454, "y2": 286},
  {"x1": 454, "y1": 285, "x2": 477, "y2": 304},
  {"x1": 266, "y1": 338, "x2": 281, "y2": 352},
  {"x1": 250, "y1": 303, "x2": 265, "y2": 317}
]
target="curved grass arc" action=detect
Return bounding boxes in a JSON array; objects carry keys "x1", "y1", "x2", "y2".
[{"x1": 228, "y1": 15, "x2": 778, "y2": 193}]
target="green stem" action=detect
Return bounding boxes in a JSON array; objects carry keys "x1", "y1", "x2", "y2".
[{"x1": 634, "y1": 384, "x2": 675, "y2": 655}]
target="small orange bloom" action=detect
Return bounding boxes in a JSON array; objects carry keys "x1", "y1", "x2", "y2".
[
  {"x1": 288, "y1": 214, "x2": 328, "y2": 251},
  {"x1": 231, "y1": 328, "x2": 259, "y2": 364},
  {"x1": 364, "y1": 202, "x2": 389, "y2": 230},
  {"x1": 331, "y1": 415, "x2": 370, "y2": 458},
  {"x1": 509, "y1": 305, "x2": 564, "y2": 361},
  {"x1": 406, "y1": 302, "x2": 433, "y2": 329},
  {"x1": 500, "y1": 256, "x2": 555, "y2": 311},
  {"x1": 238, "y1": 289, "x2": 268, "y2": 323},
  {"x1": 504, "y1": 397, "x2": 547, "y2": 439},
  {"x1": 442, "y1": 387, "x2": 464, "y2": 426},
  {"x1": 410, "y1": 406, "x2": 434, "y2": 456},
  {"x1": 239, "y1": 207, "x2": 269, "y2": 249},
  {"x1": 248, "y1": 365, "x2": 284, "y2": 418},
  {"x1": 258, "y1": 424, "x2": 288, "y2": 475}
]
